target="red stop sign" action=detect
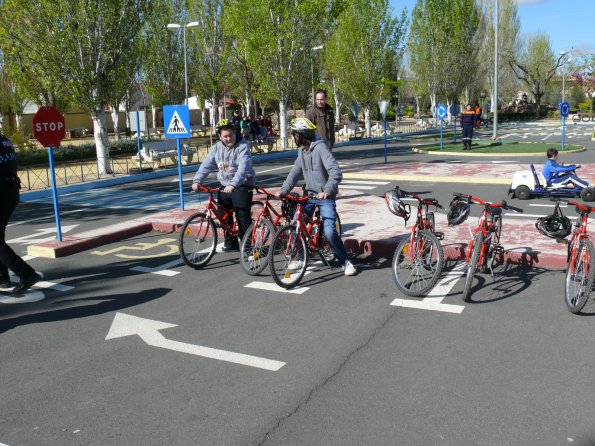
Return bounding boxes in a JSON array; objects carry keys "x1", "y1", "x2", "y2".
[{"x1": 33, "y1": 106, "x2": 66, "y2": 147}]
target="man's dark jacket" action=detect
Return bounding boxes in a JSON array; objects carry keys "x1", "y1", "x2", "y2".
[{"x1": 306, "y1": 104, "x2": 335, "y2": 148}]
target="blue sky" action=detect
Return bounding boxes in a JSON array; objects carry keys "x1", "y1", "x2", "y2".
[{"x1": 390, "y1": 0, "x2": 595, "y2": 55}]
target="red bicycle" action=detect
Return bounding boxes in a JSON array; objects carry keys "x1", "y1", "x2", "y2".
[
  {"x1": 385, "y1": 187, "x2": 445, "y2": 296},
  {"x1": 239, "y1": 186, "x2": 295, "y2": 275},
  {"x1": 268, "y1": 194, "x2": 342, "y2": 289},
  {"x1": 178, "y1": 185, "x2": 261, "y2": 268},
  {"x1": 454, "y1": 193, "x2": 523, "y2": 302},
  {"x1": 546, "y1": 199, "x2": 595, "y2": 313}
]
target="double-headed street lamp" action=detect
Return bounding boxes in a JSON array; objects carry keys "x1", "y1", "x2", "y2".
[
  {"x1": 167, "y1": 21, "x2": 199, "y2": 106},
  {"x1": 560, "y1": 51, "x2": 571, "y2": 103}
]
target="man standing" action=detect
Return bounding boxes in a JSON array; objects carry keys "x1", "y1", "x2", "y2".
[
  {"x1": 0, "y1": 131, "x2": 42, "y2": 294},
  {"x1": 460, "y1": 103, "x2": 477, "y2": 150},
  {"x1": 306, "y1": 89, "x2": 336, "y2": 150}
]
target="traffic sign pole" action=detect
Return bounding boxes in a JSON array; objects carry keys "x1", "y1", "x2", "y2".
[
  {"x1": 559, "y1": 102, "x2": 570, "y2": 151},
  {"x1": 176, "y1": 139, "x2": 185, "y2": 210},
  {"x1": 562, "y1": 116, "x2": 566, "y2": 151},
  {"x1": 47, "y1": 147, "x2": 63, "y2": 241},
  {"x1": 163, "y1": 104, "x2": 192, "y2": 210},
  {"x1": 33, "y1": 106, "x2": 66, "y2": 242}
]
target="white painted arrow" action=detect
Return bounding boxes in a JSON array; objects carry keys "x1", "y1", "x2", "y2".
[
  {"x1": 105, "y1": 312, "x2": 285, "y2": 371},
  {"x1": 7, "y1": 225, "x2": 79, "y2": 244}
]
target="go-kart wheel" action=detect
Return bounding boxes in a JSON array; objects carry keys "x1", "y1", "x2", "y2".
[
  {"x1": 580, "y1": 187, "x2": 595, "y2": 202},
  {"x1": 514, "y1": 185, "x2": 531, "y2": 200}
]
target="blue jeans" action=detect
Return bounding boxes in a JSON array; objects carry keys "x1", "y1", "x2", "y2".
[{"x1": 303, "y1": 198, "x2": 349, "y2": 264}]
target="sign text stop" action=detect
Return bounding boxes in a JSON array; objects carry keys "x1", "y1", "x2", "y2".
[{"x1": 33, "y1": 106, "x2": 66, "y2": 147}]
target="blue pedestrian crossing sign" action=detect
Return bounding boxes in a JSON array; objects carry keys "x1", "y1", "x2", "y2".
[
  {"x1": 436, "y1": 103, "x2": 447, "y2": 120},
  {"x1": 163, "y1": 105, "x2": 191, "y2": 139}
]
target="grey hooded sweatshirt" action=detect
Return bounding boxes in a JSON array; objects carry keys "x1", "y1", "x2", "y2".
[
  {"x1": 280, "y1": 140, "x2": 342, "y2": 197},
  {"x1": 192, "y1": 140, "x2": 256, "y2": 188}
]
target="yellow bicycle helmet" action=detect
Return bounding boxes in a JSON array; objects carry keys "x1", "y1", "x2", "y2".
[{"x1": 216, "y1": 118, "x2": 233, "y2": 133}]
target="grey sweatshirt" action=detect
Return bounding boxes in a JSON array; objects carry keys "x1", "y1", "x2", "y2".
[
  {"x1": 192, "y1": 140, "x2": 256, "y2": 187},
  {"x1": 280, "y1": 140, "x2": 342, "y2": 197}
]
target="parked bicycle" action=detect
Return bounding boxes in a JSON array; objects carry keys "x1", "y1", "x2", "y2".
[
  {"x1": 449, "y1": 193, "x2": 523, "y2": 302},
  {"x1": 384, "y1": 186, "x2": 445, "y2": 296},
  {"x1": 178, "y1": 185, "x2": 262, "y2": 269},
  {"x1": 268, "y1": 193, "x2": 342, "y2": 289},
  {"x1": 239, "y1": 186, "x2": 296, "y2": 275},
  {"x1": 536, "y1": 198, "x2": 595, "y2": 313}
]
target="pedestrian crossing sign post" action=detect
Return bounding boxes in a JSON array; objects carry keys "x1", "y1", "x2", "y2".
[{"x1": 163, "y1": 105, "x2": 192, "y2": 210}]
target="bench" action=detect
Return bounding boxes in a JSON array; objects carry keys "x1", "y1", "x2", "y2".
[
  {"x1": 248, "y1": 138, "x2": 275, "y2": 153},
  {"x1": 131, "y1": 140, "x2": 194, "y2": 168},
  {"x1": 416, "y1": 118, "x2": 434, "y2": 128},
  {"x1": 191, "y1": 125, "x2": 209, "y2": 137}
]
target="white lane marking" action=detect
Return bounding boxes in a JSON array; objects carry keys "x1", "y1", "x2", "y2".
[
  {"x1": 245, "y1": 281, "x2": 309, "y2": 294},
  {"x1": 390, "y1": 264, "x2": 466, "y2": 313},
  {"x1": 340, "y1": 180, "x2": 390, "y2": 185},
  {"x1": 7, "y1": 209, "x2": 82, "y2": 227},
  {"x1": 340, "y1": 184, "x2": 378, "y2": 190},
  {"x1": 504, "y1": 212, "x2": 577, "y2": 219},
  {"x1": 0, "y1": 275, "x2": 72, "y2": 304},
  {"x1": 131, "y1": 258, "x2": 183, "y2": 276},
  {"x1": 529, "y1": 203, "x2": 568, "y2": 208},
  {"x1": 106, "y1": 312, "x2": 285, "y2": 371},
  {"x1": 6, "y1": 225, "x2": 79, "y2": 244},
  {"x1": 22, "y1": 255, "x2": 38, "y2": 261},
  {"x1": 256, "y1": 165, "x2": 293, "y2": 174}
]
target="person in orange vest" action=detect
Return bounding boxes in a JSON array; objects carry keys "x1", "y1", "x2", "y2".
[
  {"x1": 460, "y1": 104, "x2": 477, "y2": 150},
  {"x1": 474, "y1": 103, "x2": 482, "y2": 129}
]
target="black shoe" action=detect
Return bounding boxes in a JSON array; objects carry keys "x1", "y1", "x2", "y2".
[
  {"x1": 0, "y1": 275, "x2": 10, "y2": 288},
  {"x1": 11, "y1": 272, "x2": 42, "y2": 296},
  {"x1": 221, "y1": 241, "x2": 240, "y2": 252}
]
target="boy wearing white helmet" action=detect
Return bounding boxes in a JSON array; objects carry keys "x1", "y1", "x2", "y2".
[{"x1": 278, "y1": 117, "x2": 356, "y2": 276}]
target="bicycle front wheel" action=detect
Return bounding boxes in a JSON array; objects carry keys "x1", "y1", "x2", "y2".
[
  {"x1": 178, "y1": 213, "x2": 217, "y2": 268},
  {"x1": 269, "y1": 225, "x2": 309, "y2": 289},
  {"x1": 392, "y1": 230, "x2": 444, "y2": 297},
  {"x1": 240, "y1": 218, "x2": 275, "y2": 275},
  {"x1": 565, "y1": 239, "x2": 595, "y2": 314},
  {"x1": 462, "y1": 232, "x2": 483, "y2": 302}
]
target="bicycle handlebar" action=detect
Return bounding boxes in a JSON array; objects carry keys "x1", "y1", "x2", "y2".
[
  {"x1": 452, "y1": 192, "x2": 522, "y2": 212},
  {"x1": 394, "y1": 186, "x2": 443, "y2": 208},
  {"x1": 193, "y1": 184, "x2": 222, "y2": 194}
]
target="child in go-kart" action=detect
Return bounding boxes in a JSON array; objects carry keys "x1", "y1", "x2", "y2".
[{"x1": 542, "y1": 148, "x2": 590, "y2": 189}]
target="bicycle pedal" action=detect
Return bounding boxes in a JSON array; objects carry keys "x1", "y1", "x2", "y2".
[
  {"x1": 433, "y1": 231, "x2": 444, "y2": 240},
  {"x1": 556, "y1": 238, "x2": 569, "y2": 244},
  {"x1": 494, "y1": 245, "x2": 504, "y2": 254}
]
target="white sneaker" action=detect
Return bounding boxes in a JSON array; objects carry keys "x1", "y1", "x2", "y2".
[
  {"x1": 287, "y1": 260, "x2": 303, "y2": 271},
  {"x1": 343, "y1": 260, "x2": 357, "y2": 276}
]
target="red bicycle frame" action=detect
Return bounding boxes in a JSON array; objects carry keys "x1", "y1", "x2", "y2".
[
  {"x1": 194, "y1": 185, "x2": 239, "y2": 237},
  {"x1": 565, "y1": 201, "x2": 593, "y2": 275},
  {"x1": 462, "y1": 195, "x2": 505, "y2": 268}
]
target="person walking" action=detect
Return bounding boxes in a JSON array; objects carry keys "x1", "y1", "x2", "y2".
[
  {"x1": 192, "y1": 119, "x2": 256, "y2": 252},
  {"x1": 474, "y1": 103, "x2": 482, "y2": 129},
  {"x1": 460, "y1": 103, "x2": 477, "y2": 150},
  {"x1": 277, "y1": 117, "x2": 356, "y2": 276},
  {"x1": 0, "y1": 131, "x2": 42, "y2": 295},
  {"x1": 306, "y1": 89, "x2": 336, "y2": 150}
]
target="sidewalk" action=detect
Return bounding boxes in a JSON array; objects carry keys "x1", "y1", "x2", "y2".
[{"x1": 27, "y1": 161, "x2": 571, "y2": 270}]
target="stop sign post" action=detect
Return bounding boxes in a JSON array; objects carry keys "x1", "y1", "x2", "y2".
[{"x1": 33, "y1": 106, "x2": 67, "y2": 241}]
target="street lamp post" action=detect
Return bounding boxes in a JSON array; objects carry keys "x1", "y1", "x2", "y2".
[
  {"x1": 167, "y1": 21, "x2": 199, "y2": 106},
  {"x1": 560, "y1": 51, "x2": 571, "y2": 103},
  {"x1": 492, "y1": 0, "x2": 499, "y2": 140},
  {"x1": 379, "y1": 100, "x2": 389, "y2": 164},
  {"x1": 480, "y1": 91, "x2": 486, "y2": 128},
  {"x1": 310, "y1": 45, "x2": 323, "y2": 104}
]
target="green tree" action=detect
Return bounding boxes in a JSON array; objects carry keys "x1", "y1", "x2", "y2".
[
  {"x1": 509, "y1": 33, "x2": 563, "y2": 116},
  {"x1": 478, "y1": 0, "x2": 520, "y2": 112},
  {"x1": 408, "y1": 0, "x2": 481, "y2": 120},
  {"x1": 327, "y1": 0, "x2": 407, "y2": 136},
  {"x1": 0, "y1": 0, "x2": 152, "y2": 174},
  {"x1": 227, "y1": 0, "x2": 331, "y2": 149}
]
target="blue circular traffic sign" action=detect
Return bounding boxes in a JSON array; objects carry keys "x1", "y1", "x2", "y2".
[
  {"x1": 450, "y1": 104, "x2": 461, "y2": 116},
  {"x1": 559, "y1": 101, "x2": 570, "y2": 118},
  {"x1": 436, "y1": 103, "x2": 447, "y2": 120}
]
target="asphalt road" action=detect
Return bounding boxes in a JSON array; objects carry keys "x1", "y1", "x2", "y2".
[{"x1": 2, "y1": 123, "x2": 595, "y2": 445}]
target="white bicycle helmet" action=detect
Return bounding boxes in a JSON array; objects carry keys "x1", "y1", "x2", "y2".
[{"x1": 384, "y1": 190, "x2": 411, "y2": 222}]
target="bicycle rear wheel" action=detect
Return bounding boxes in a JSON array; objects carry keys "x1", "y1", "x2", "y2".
[
  {"x1": 483, "y1": 215, "x2": 502, "y2": 272},
  {"x1": 178, "y1": 212, "x2": 217, "y2": 268},
  {"x1": 240, "y1": 218, "x2": 275, "y2": 275},
  {"x1": 392, "y1": 230, "x2": 444, "y2": 297},
  {"x1": 426, "y1": 212, "x2": 435, "y2": 232},
  {"x1": 565, "y1": 239, "x2": 595, "y2": 314},
  {"x1": 462, "y1": 232, "x2": 483, "y2": 302},
  {"x1": 269, "y1": 225, "x2": 309, "y2": 289}
]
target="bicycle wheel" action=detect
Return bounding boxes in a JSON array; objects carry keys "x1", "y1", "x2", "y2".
[
  {"x1": 240, "y1": 218, "x2": 275, "y2": 275},
  {"x1": 565, "y1": 239, "x2": 595, "y2": 314},
  {"x1": 426, "y1": 212, "x2": 435, "y2": 232},
  {"x1": 462, "y1": 232, "x2": 483, "y2": 302},
  {"x1": 392, "y1": 230, "x2": 444, "y2": 297},
  {"x1": 269, "y1": 225, "x2": 309, "y2": 289},
  {"x1": 178, "y1": 212, "x2": 217, "y2": 268},
  {"x1": 250, "y1": 201, "x2": 264, "y2": 220},
  {"x1": 483, "y1": 215, "x2": 502, "y2": 272},
  {"x1": 317, "y1": 216, "x2": 343, "y2": 263}
]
